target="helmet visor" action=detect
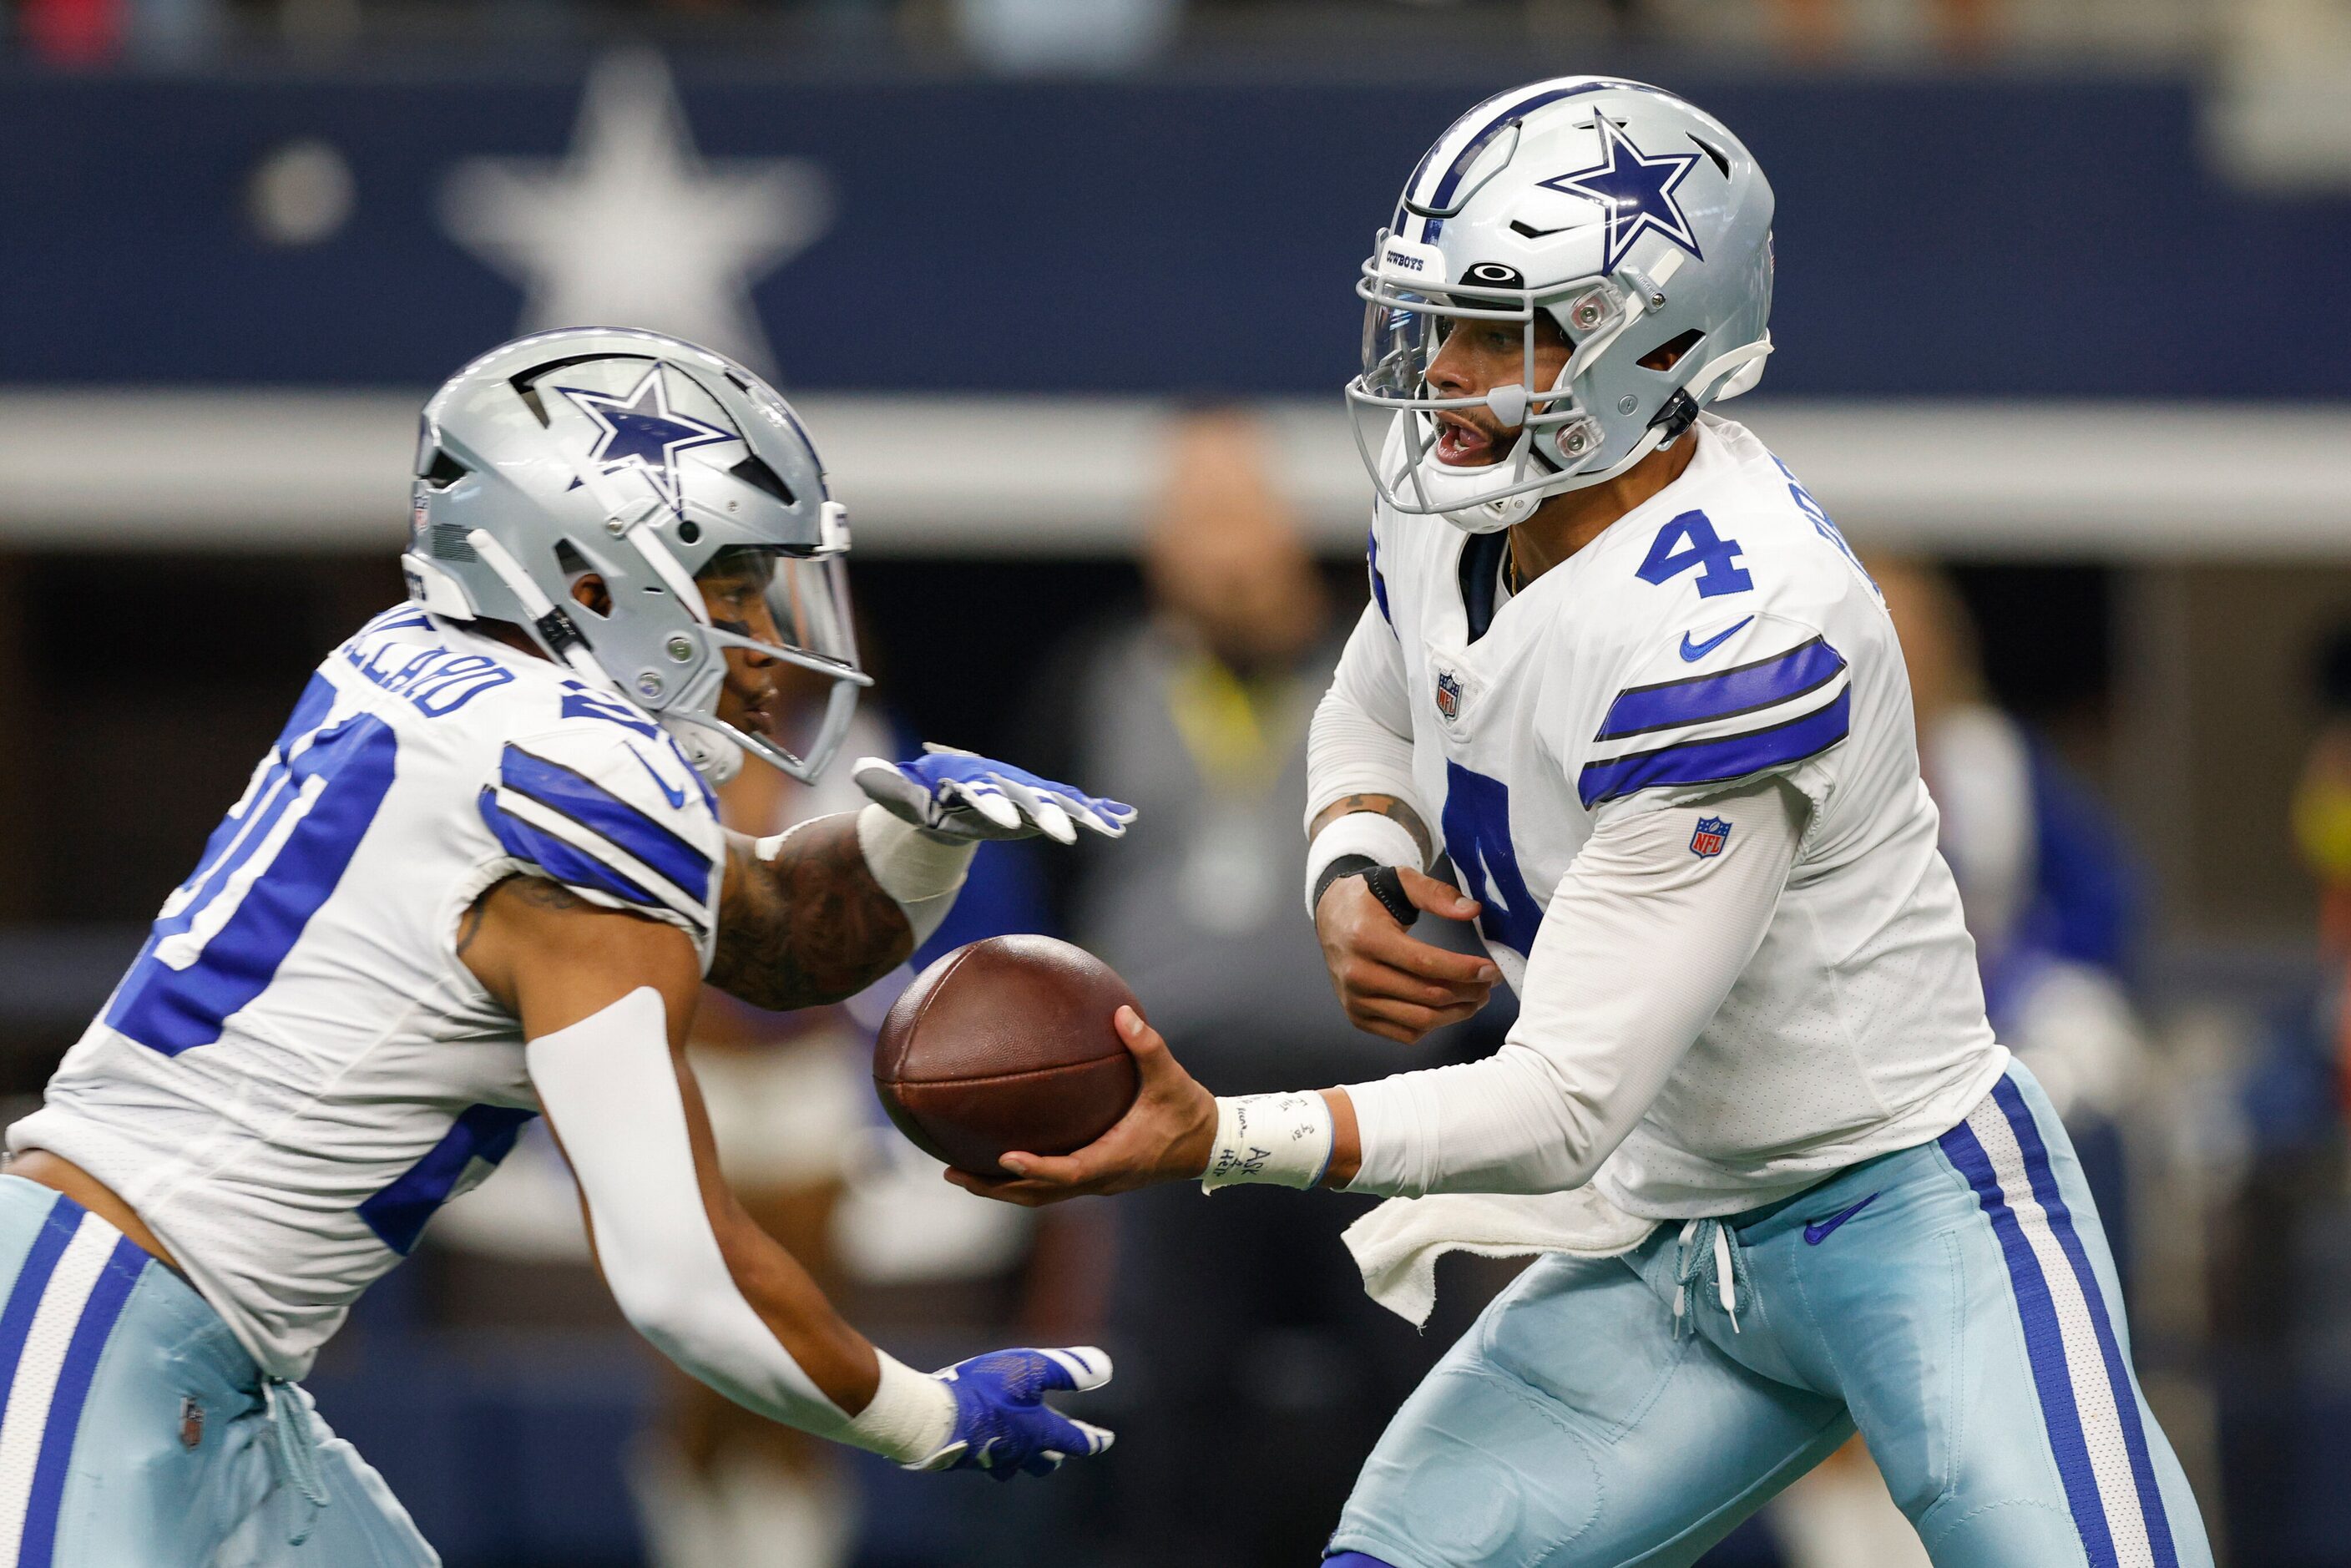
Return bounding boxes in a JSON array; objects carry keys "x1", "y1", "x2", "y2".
[
  {"x1": 1347, "y1": 255, "x2": 1631, "y2": 517},
  {"x1": 695, "y1": 546, "x2": 870, "y2": 782},
  {"x1": 1353, "y1": 263, "x2": 1627, "y2": 416}
]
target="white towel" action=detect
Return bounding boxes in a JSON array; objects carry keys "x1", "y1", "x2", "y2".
[{"x1": 1342, "y1": 1189, "x2": 1659, "y2": 1326}]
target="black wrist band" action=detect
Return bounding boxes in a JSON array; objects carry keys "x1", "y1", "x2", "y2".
[
  {"x1": 1312, "y1": 856, "x2": 1416, "y2": 928},
  {"x1": 1360, "y1": 865, "x2": 1416, "y2": 928},
  {"x1": 1312, "y1": 855, "x2": 1378, "y2": 916}
]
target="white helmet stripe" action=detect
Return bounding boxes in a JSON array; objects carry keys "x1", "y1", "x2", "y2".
[{"x1": 1408, "y1": 78, "x2": 1674, "y2": 243}]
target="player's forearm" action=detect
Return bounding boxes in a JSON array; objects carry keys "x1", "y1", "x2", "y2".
[
  {"x1": 533, "y1": 989, "x2": 956, "y2": 1460},
  {"x1": 706, "y1": 1199, "x2": 882, "y2": 1409},
  {"x1": 1305, "y1": 685, "x2": 1427, "y2": 844},
  {"x1": 1307, "y1": 793, "x2": 1435, "y2": 868},
  {"x1": 1341, "y1": 1046, "x2": 1633, "y2": 1196},
  {"x1": 1319, "y1": 1087, "x2": 1363, "y2": 1188},
  {"x1": 1307, "y1": 608, "x2": 1423, "y2": 822},
  {"x1": 709, "y1": 813, "x2": 918, "y2": 1010}
]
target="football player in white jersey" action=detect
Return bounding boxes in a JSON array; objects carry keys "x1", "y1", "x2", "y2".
[
  {"x1": 0, "y1": 330, "x2": 1130, "y2": 1566},
  {"x1": 953, "y1": 81, "x2": 2217, "y2": 1568}
]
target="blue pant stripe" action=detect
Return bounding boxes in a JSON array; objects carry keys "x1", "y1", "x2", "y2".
[
  {"x1": 15, "y1": 1237, "x2": 144, "y2": 1568},
  {"x1": 0, "y1": 1196, "x2": 83, "y2": 1435},
  {"x1": 1992, "y1": 1079, "x2": 2180, "y2": 1567},
  {"x1": 1939, "y1": 1115, "x2": 2121, "y2": 1568}
]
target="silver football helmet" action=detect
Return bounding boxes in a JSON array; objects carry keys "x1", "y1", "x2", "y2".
[
  {"x1": 1349, "y1": 78, "x2": 1777, "y2": 533},
  {"x1": 403, "y1": 327, "x2": 868, "y2": 783}
]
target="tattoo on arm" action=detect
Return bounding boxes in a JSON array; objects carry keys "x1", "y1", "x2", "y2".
[
  {"x1": 508, "y1": 878, "x2": 586, "y2": 912},
  {"x1": 1308, "y1": 793, "x2": 1436, "y2": 868},
  {"x1": 458, "y1": 876, "x2": 584, "y2": 959},
  {"x1": 707, "y1": 817, "x2": 913, "y2": 1012}
]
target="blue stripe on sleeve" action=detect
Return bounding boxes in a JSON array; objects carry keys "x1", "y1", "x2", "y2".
[
  {"x1": 18, "y1": 1237, "x2": 145, "y2": 1568},
  {"x1": 1993, "y1": 1080, "x2": 2182, "y2": 1565},
  {"x1": 478, "y1": 787, "x2": 667, "y2": 910},
  {"x1": 498, "y1": 746, "x2": 712, "y2": 898},
  {"x1": 1579, "y1": 688, "x2": 1850, "y2": 807},
  {"x1": 360, "y1": 1103, "x2": 540, "y2": 1256},
  {"x1": 1595, "y1": 637, "x2": 1845, "y2": 741}
]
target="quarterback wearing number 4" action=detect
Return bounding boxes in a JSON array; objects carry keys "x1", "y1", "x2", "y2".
[
  {"x1": 960, "y1": 79, "x2": 2217, "y2": 1567},
  {"x1": 0, "y1": 330, "x2": 1130, "y2": 1565}
]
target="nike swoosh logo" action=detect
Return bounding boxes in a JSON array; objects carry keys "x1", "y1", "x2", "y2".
[
  {"x1": 631, "y1": 749, "x2": 688, "y2": 810},
  {"x1": 1802, "y1": 1191, "x2": 1878, "y2": 1246},
  {"x1": 1680, "y1": 617, "x2": 1753, "y2": 662}
]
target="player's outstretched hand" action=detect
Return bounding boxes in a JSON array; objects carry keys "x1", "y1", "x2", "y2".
[
  {"x1": 947, "y1": 1007, "x2": 1216, "y2": 1207},
  {"x1": 854, "y1": 744, "x2": 1137, "y2": 846},
  {"x1": 906, "y1": 1346, "x2": 1115, "y2": 1481},
  {"x1": 1316, "y1": 867, "x2": 1501, "y2": 1044}
]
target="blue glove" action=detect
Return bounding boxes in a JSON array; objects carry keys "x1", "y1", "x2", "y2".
[
  {"x1": 853, "y1": 744, "x2": 1137, "y2": 846},
  {"x1": 908, "y1": 1346, "x2": 1115, "y2": 1479}
]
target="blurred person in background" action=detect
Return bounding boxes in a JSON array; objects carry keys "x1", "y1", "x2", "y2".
[
  {"x1": 1877, "y1": 559, "x2": 2147, "y2": 1141},
  {"x1": 2291, "y1": 625, "x2": 2351, "y2": 1115},
  {"x1": 1021, "y1": 407, "x2": 1493, "y2": 1567},
  {"x1": 2215, "y1": 620, "x2": 2351, "y2": 1205}
]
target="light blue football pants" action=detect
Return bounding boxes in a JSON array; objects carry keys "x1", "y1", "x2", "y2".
[
  {"x1": 0, "y1": 1176, "x2": 437, "y2": 1567},
  {"x1": 1327, "y1": 1064, "x2": 2215, "y2": 1568}
]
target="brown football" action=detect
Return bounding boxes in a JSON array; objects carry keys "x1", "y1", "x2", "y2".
[{"x1": 873, "y1": 935, "x2": 1142, "y2": 1178}]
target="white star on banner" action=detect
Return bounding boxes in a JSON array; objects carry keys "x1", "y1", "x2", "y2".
[{"x1": 440, "y1": 49, "x2": 832, "y2": 372}]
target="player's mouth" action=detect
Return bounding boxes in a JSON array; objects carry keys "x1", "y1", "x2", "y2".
[
  {"x1": 1433, "y1": 410, "x2": 1502, "y2": 466},
  {"x1": 724, "y1": 678, "x2": 781, "y2": 740}
]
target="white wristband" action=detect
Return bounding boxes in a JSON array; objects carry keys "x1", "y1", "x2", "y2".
[
  {"x1": 852, "y1": 804, "x2": 979, "y2": 945},
  {"x1": 1302, "y1": 811, "x2": 1424, "y2": 919},
  {"x1": 1201, "y1": 1091, "x2": 1336, "y2": 1192},
  {"x1": 841, "y1": 1350, "x2": 958, "y2": 1465}
]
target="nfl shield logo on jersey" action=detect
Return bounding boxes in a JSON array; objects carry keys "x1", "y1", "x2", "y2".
[
  {"x1": 1690, "y1": 815, "x2": 1732, "y2": 857},
  {"x1": 1434, "y1": 670, "x2": 1464, "y2": 721}
]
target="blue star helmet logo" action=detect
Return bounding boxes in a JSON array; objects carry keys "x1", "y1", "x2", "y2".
[
  {"x1": 557, "y1": 365, "x2": 736, "y2": 514},
  {"x1": 1539, "y1": 116, "x2": 1706, "y2": 276}
]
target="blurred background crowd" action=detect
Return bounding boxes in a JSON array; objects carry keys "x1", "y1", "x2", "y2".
[{"x1": 10, "y1": 0, "x2": 2351, "y2": 1564}]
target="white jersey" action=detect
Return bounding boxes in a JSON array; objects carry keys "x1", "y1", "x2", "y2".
[
  {"x1": 8, "y1": 609, "x2": 726, "y2": 1378},
  {"x1": 1352, "y1": 414, "x2": 2005, "y2": 1215}
]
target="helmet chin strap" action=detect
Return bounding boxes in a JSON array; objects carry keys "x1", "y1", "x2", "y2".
[
  {"x1": 1437, "y1": 422, "x2": 1671, "y2": 534},
  {"x1": 660, "y1": 713, "x2": 745, "y2": 784}
]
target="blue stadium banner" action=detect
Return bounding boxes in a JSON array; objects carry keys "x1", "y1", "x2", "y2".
[{"x1": 7, "y1": 63, "x2": 2348, "y2": 397}]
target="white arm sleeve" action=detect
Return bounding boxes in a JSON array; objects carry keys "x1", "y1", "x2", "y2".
[
  {"x1": 1305, "y1": 603, "x2": 1422, "y2": 832},
  {"x1": 528, "y1": 988, "x2": 953, "y2": 1460},
  {"x1": 1342, "y1": 779, "x2": 1805, "y2": 1197}
]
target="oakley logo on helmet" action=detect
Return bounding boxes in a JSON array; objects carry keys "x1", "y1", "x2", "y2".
[
  {"x1": 1537, "y1": 116, "x2": 1706, "y2": 274},
  {"x1": 1464, "y1": 262, "x2": 1525, "y2": 287},
  {"x1": 558, "y1": 365, "x2": 736, "y2": 515}
]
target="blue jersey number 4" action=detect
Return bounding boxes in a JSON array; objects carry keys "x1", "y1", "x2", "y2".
[
  {"x1": 107, "y1": 675, "x2": 398, "y2": 1057},
  {"x1": 1439, "y1": 762, "x2": 1541, "y2": 958},
  {"x1": 1636, "y1": 509, "x2": 1752, "y2": 599}
]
